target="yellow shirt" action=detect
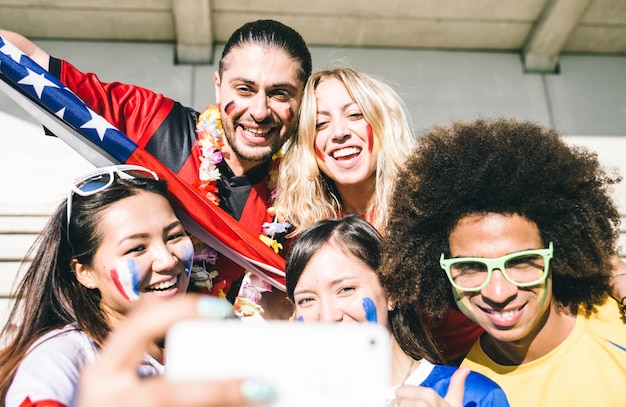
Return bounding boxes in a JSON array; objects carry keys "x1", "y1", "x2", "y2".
[{"x1": 461, "y1": 299, "x2": 626, "y2": 407}]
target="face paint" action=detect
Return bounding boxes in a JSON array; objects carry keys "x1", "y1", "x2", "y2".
[
  {"x1": 366, "y1": 124, "x2": 380, "y2": 155},
  {"x1": 110, "y1": 259, "x2": 141, "y2": 301},
  {"x1": 224, "y1": 101, "x2": 236, "y2": 116},
  {"x1": 452, "y1": 289, "x2": 478, "y2": 324},
  {"x1": 362, "y1": 297, "x2": 378, "y2": 323},
  {"x1": 297, "y1": 316, "x2": 304, "y2": 322},
  {"x1": 315, "y1": 144, "x2": 326, "y2": 163},
  {"x1": 536, "y1": 278, "x2": 551, "y2": 311},
  {"x1": 181, "y1": 238, "x2": 194, "y2": 278},
  {"x1": 453, "y1": 278, "x2": 552, "y2": 327},
  {"x1": 285, "y1": 107, "x2": 294, "y2": 123}
]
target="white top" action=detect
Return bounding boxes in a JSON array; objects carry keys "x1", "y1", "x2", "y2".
[{"x1": 6, "y1": 324, "x2": 162, "y2": 407}]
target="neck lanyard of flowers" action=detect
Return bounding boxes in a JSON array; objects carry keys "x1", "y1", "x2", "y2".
[{"x1": 195, "y1": 105, "x2": 291, "y2": 253}]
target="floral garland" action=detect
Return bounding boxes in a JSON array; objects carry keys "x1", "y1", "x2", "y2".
[
  {"x1": 190, "y1": 106, "x2": 291, "y2": 308},
  {"x1": 194, "y1": 105, "x2": 224, "y2": 205}
]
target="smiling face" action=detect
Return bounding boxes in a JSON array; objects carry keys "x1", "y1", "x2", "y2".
[
  {"x1": 214, "y1": 45, "x2": 304, "y2": 172},
  {"x1": 448, "y1": 213, "x2": 553, "y2": 345},
  {"x1": 76, "y1": 191, "x2": 193, "y2": 321},
  {"x1": 313, "y1": 77, "x2": 379, "y2": 191},
  {"x1": 292, "y1": 242, "x2": 391, "y2": 326}
]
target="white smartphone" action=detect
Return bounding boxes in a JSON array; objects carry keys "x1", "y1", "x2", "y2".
[{"x1": 165, "y1": 320, "x2": 390, "y2": 407}]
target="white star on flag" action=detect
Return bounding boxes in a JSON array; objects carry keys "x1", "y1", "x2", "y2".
[
  {"x1": 0, "y1": 41, "x2": 24, "y2": 63},
  {"x1": 81, "y1": 107, "x2": 116, "y2": 140},
  {"x1": 55, "y1": 107, "x2": 66, "y2": 119},
  {"x1": 17, "y1": 67, "x2": 59, "y2": 98}
]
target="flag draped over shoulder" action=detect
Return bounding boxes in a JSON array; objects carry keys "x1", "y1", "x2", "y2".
[{"x1": 0, "y1": 36, "x2": 286, "y2": 291}]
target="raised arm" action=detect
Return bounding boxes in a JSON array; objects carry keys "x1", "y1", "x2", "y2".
[{"x1": 0, "y1": 29, "x2": 50, "y2": 70}]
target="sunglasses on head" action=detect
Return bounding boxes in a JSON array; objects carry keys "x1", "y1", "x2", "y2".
[{"x1": 66, "y1": 165, "x2": 159, "y2": 239}]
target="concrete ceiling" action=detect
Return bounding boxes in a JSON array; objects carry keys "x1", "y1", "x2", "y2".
[{"x1": 1, "y1": 0, "x2": 625, "y2": 72}]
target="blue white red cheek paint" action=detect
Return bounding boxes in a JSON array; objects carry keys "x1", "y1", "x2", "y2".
[
  {"x1": 110, "y1": 259, "x2": 141, "y2": 301},
  {"x1": 297, "y1": 316, "x2": 304, "y2": 322},
  {"x1": 181, "y1": 239, "x2": 194, "y2": 278},
  {"x1": 224, "y1": 101, "x2": 236, "y2": 115},
  {"x1": 362, "y1": 297, "x2": 378, "y2": 323}
]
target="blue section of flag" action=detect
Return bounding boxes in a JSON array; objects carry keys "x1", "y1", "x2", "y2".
[{"x1": 0, "y1": 35, "x2": 136, "y2": 163}]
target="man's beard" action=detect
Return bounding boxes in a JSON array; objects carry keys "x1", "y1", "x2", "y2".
[{"x1": 223, "y1": 125, "x2": 285, "y2": 163}]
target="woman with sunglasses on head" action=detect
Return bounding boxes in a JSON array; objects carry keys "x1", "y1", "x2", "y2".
[
  {"x1": 379, "y1": 118, "x2": 626, "y2": 406},
  {"x1": 274, "y1": 67, "x2": 483, "y2": 362},
  {"x1": 0, "y1": 165, "x2": 198, "y2": 407},
  {"x1": 286, "y1": 215, "x2": 509, "y2": 407}
]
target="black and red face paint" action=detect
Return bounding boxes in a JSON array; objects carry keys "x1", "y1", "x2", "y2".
[
  {"x1": 285, "y1": 107, "x2": 294, "y2": 123},
  {"x1": 224, "y1": 101, "x2": 236, "y2": 115}
]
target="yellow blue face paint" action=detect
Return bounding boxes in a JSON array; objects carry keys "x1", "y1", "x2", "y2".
[
  {"x1": 453, "y1": 278, "x2": 552, "y2": 326},
  {"x1": 452, "y1": 288, "x2": 478, "y2": 324},
  {"x1": 536, "y1": 278, "x2": 551, "y2": 312},
  {"x1": 362, "y1": 297, "x2": 378, "y2": 323}
]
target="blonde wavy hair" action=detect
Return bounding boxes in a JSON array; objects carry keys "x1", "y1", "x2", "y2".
[{"x1": 275, "y1": 67, "x2": 416, "y2": 236}]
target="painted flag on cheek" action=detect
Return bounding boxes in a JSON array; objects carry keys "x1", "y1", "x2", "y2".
[
  {"x1": 110, "y1": 260, "x2": 142, "y2": 301},
  {"x1": 0, "y1": 36, "x2": 286, "y2": 290}
]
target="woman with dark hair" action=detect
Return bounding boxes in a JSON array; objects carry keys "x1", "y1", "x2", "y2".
[
  {"x1": 0, "y1": 165, "x2": 194, "y2": 406},
  {"x1": 285, "y1": 215, "x2": 509, "y2": 407}
]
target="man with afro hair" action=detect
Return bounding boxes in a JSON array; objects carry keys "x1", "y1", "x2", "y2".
[{"x1": 379, "y1": 117, "x2": 626, "y2": 407}]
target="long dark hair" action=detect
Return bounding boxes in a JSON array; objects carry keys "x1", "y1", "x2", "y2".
[
  {"x1": 285, "y1": 215, "x2": 443, "y2": 364},
  {"x1": 0, "y1": 177, "x2": 169, "y2": 400}
]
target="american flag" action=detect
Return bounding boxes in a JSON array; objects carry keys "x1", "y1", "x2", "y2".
[{"x1": 0, "y1": 35, "x2": 286, "y2": 290}]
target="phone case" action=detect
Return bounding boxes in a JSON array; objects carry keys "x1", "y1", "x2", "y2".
[{"x1": 165, "y1": 320, "x2": 390, "y2": 407}]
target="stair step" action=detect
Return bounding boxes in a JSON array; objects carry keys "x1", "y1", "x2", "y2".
[
  {"x1": 0, "y1": 234, "x2": 38, "y2": 262},
  {"x1": 0, "y1": 262, "x2": 27, "y2": 297},
  {"x1": 0, "y1": 215, "x2": 48, "y2": 234}
]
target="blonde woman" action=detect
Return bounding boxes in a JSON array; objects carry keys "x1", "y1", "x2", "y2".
[{"x1": 275, "y1": 67, "x2": 414, "y2": 236}]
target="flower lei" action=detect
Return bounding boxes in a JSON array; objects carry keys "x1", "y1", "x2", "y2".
[
  {"x1": 190, "y1": 106, "x2": 291, "y2": 309},
  {"x1": 194, "y1": 105, "x2": 224, "y2": 205}
]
